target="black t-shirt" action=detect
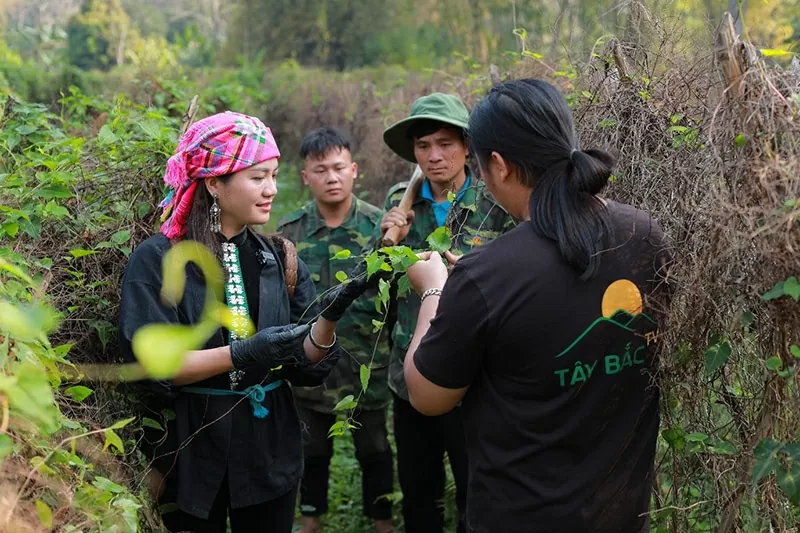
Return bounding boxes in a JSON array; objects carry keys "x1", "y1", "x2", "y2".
[{"x1": 414, "y1": 201, "x2": 671, "y2": 533}]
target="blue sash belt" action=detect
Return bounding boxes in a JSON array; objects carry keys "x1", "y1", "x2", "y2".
[{"x1": 182, "y1": 380, "x2": 284, "y2": 419}]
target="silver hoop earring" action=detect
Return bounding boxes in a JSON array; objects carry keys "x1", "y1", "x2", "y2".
[{"x1": 210, "y1": 193, "x2": 221, "y2": 234}]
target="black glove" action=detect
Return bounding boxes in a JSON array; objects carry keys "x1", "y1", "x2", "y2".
[
  {"x1": 320, "y1": 257, "x2": 392, "y2": 322},
  {"x1": 230, "y1": 323, "x2": 311, "y2": 370}
]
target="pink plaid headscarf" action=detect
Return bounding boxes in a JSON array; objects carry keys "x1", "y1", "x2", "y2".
[{"x1": 159, "y1": 111, "x2": 281, "y2": 240}]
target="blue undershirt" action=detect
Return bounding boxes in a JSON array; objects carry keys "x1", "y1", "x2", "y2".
[{"x1": 420, "y1": 171, "x2": 472, "y2": 227}]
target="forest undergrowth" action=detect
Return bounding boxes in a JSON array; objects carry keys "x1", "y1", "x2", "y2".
[{"x1": 0, "y1": 7, "x2": 799, "y2": 532}]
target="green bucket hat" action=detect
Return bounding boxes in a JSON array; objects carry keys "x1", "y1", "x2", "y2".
[{"x1": 383, "y1": 92, "x2": 469, "y2": 163}]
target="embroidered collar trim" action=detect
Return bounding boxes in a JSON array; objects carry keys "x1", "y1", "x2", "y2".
[{"x1": 222, "y1": 241, "x2": 252, "y2": 389}]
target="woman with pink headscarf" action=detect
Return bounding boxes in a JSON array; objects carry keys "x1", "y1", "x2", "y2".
[{"x1": 119, "y1": 112, "x2": 366, "y2": 532}]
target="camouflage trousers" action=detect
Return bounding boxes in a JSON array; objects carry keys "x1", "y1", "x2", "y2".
[{"x1": 298, "y1": 406, "x2": 394, "y2": 520}]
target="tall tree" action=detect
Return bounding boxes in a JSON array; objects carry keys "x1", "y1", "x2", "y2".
[{"x1": 66, "y1": 0, "x2": 135, "y2": 70}]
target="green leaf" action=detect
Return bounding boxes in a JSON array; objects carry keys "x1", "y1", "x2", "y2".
[
  {"x1": 0, "y1": 434, "x2": 16, "y2": 463},
  {"x1": 53, "y1": 344, "x2": 73, "y2": 358},
  {"x1": 64, "y1": 385, "x2": 93, "y2": 402},
  {"x1": 113, "y1": 496, "x2": 142, "y2": 533},
  {"x1": 447, "y1": 191, "x2": 456, "y2": 202},
  {"x1": 365, "y1": 252, "x2": 386, "y2": 279},
  {"x1": 335, "y1": 271, "x2": 348, "y2": 283},
  {"x1": 426, "y1": 226, "x2": 452, "y2": 253},
  {"x1": 93, "y1": 476, "x2": 127, "y2": 494},
  {"x1": 1, "y1": 362, "x2": 59, "y2": 433},
  {"x1": 397, "y1": 273, "x2": 413, "y2": 297},
  {"x1": 43, "y1": 201, "x2": 69, "y2": 218},
  {"x1": 109, "y1": 417, "x2": 136, "y2": 430},
  {"x1": 132, "y1": 320, "x2": 218, "y2": 380},
  {"x1": 783, "y1": 277, "x2": 800, "y2": 301},
  {"x1": 735, "y1": 133, "x2": 747, "y2": 147},
  {"x1": 371, "y1": 319, "x2": 384, "y2": 333},
  {"x1": 333, "y1": 395, "x2": 358, "y2": 412},
  {"x1": 763, "y1": 280, "x2": 785, "y2": 301},
  {"x1": 142, "y1": 417, "x2": 164, "y2": 431},
  {"x1": 69, "y1": 249, "x2": 97, "y2": 258},
  {"x1": 15, "y1": 124, "x2": 38, "y2": 136},
  {"x1": 790, "y1": 345, "x2": 800, "y2": 359},
  {"x1": 704, "y1": 340, "x2": 732, "y2": 375},
  {"x1": 708, "y1": 440, "x2": 737, "y2": 455},
  {"x1": 36, "y1": 184, "x2": 72, "y2": 199},
  {"x1": 35, "y1": 500, "x2": 53, "y2": 529},
  {"x1": 0, "y1": 257, "x2": 33, "y2": 284},
  {"x1": 2, "y1": 222, "x2": 18, "y2": 238},
  {"x1": 332, "y1": 249, "x2": 352, "y2": 260},
  {"x1": 97, "y1": 124, "x2": 117, "y2": 145},
  {"x1": 662, "y1": 427, "x2": 686, "y2": 451},
  {"x1": 160, "y1": 240, "x2": 225, "y2": 307},
  {"x1": 376, "y1": 278, "x2": 390, "y2": 314},
  {"x1": 740, "y1": 311, "x2": 755, "y2": 328},
  {"x1": 0, "y1": 206, "x2": 29, "y2": 221},
  {"x1": 777, "y1": 464, "x2": 800, "y2": 504},
  {"x1": 360, "y1": 364, "x2": 371, "y2": 392},
  {"x1": 753, "y1": 438, "x2": 783, "y2": 486},
  {"x1": 138, "y1": 121, "x2": 163, "y2": 139},
  {"x1": 397, "y1": 246, "x2": 421, "y2": 269},
  {"x1": 111, "y1": 230, "x2": 131, "y2": 245},
  {"x1": 685, "y1": 432, "x2": 709, "y2": 442},
  {"x1": 327, "y1": 420, "x2": 346, "y2": 437},
  {"x1": 783, "y1": 443, "x2": 800, "y2": 461},
  {"x1": 766, "y1": 356, "x2": 783, "y2": 371},
  {"x1": 103, "y1": 429, "x2": 124, "y2": 453}
]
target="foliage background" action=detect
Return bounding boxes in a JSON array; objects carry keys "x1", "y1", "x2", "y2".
[{"x1": 0, "y1": 0, "x2": 799, "y2": 532}]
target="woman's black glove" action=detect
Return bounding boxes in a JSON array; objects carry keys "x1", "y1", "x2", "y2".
[
  {"x1": 230, "y1": 323, "x2": 311, "y2": 370},
  {"x1": 320, "y1": 257, "x2": 392, "y2": 323}
]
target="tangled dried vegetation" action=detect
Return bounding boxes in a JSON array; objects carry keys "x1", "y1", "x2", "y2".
[{"x1": 8, "y1": 7, "x2": 798, "y2": 531}]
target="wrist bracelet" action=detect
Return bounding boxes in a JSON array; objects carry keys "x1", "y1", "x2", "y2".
[
  {"x1": 309, "y1": 321, "x2": 337, "y2": 350},
  {"x1": 420, "y1": 287, "x2": 443, "y2": 303}
]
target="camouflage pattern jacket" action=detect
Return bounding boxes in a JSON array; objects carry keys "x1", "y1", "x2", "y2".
[
  {"x1": 278, "y1": 196, "x2": 391, "y2": 413},
  {"x1": 380, "y1": 171, "x2": 517, "y2": 400}
]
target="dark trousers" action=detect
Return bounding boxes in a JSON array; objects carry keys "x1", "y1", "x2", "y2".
[
  {"x1": 298, "y1": 406, "x2": 393, "y2": 520},
  {"x1": 393, "y1": 392, "x2": 468, "y2": 533},
  {"x1": 161, "y1": 476, "x2": 298, "y2": 533}
]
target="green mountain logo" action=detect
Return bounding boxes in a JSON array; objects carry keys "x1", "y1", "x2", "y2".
[{"x1": 554, "y1": 309, "x2": 656, "y2": 359}]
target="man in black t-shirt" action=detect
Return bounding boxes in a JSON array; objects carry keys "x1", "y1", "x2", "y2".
[{"x1": 403, "y1": 201, "x2": 670, "y2": 533}]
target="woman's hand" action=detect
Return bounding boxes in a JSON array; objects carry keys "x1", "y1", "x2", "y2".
[
  {"x1": 407, "y1": 251, "x2": 449, "y2": 295},
  {"x1": 444, "y1": 250, "x2": 462, "y2": 267},
  {"x1": 320, "y1": 256, "x2": 392, "y2": 322},
  {"x1": 230, "y1": 323, "x2": 311, "y2": 370}
]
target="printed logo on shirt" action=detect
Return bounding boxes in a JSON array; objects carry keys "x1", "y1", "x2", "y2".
[{"x1": 552, "y1": 279, "x2": 660, "y2": 388}]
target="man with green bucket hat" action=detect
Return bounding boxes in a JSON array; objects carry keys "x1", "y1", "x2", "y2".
[{"x1": 376, "y1": 92, "x2": 516, "y2": 533}]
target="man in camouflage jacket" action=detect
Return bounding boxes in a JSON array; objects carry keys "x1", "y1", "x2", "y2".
[
  {"x1": 377, "y1": 93, "x2": 516, "y2": 533},
  {"x1": 277, "y1": 127, "x2": 393, "y2": 533}
]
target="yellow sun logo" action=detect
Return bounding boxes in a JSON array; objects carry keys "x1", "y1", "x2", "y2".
[{"x1": 601, "y1": 279, "x2": 643, "y2": 318}]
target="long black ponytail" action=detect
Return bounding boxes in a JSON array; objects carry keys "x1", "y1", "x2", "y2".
[{"x1": 468, "y1": 79, "x2": 615, "y2": 280}]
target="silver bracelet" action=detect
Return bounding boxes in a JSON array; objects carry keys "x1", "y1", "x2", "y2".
[
  {"x1": 420, "y1": 287, "x2": 443, "y2": 303},
  {"x1": 309, "y1": 321, "x2": 336, "y2": 350}
]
